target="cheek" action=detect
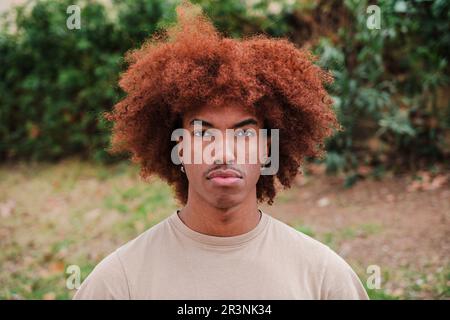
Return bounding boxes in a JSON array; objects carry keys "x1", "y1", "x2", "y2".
[
  {"x1": 243, "y1": 164, "x2": 261, "y2": 184},
  {"x1": 235, "y1": 137, "x2": 263, "y2": 165},
  {"x1": 184, "y1": 164, "x2": 207, "y2": 184}
]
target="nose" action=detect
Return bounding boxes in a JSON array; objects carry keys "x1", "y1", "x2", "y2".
[{"x1": 212, "y1": 133, "x2": 236, "y2": 165}]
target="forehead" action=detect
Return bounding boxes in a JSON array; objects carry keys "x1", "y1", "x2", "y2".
[{"x1": 182, "y1": 100, "x2": 261, "y2": 128}]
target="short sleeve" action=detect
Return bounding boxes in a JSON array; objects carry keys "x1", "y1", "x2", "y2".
[
  {"x1": 320, "y1": 247, "x2": 369, "y2": 300},
  {"x1": 72, "y1": 251, "x2": 130, "y2": 300}
]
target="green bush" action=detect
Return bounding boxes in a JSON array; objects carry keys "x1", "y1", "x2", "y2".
[
  {"x1": 314, "y1": 0, "x2": 450, "y2": 176},
  {"x1": 0, "y1": 0, "x2": 448, "y2": 174},
  {"x1": 0, "y1": 0, "x2": 176, "y2": 162}
]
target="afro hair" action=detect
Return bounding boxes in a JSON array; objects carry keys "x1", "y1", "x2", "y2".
[{"x1": 103, "y1": 0, "x2": 341, "y2": 205}]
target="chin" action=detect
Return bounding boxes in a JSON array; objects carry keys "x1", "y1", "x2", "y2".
[{"x1": 209, "y1": 193, "x2": 245, "y2": 209}]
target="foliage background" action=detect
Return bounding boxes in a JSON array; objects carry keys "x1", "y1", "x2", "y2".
[
  {"x1": 0, "y1": 0, "x2": 449, "y2": 300},
  {"x1": 1, "y1": 0, "x2": 449, "y2": 175}
]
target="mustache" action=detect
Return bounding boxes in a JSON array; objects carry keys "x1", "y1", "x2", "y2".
[{"x1": 204, "y1": 164, "x2": 244, "y2": 178}]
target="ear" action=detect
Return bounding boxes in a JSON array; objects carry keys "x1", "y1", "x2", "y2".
[
  {"x1": 264, "y1": 135, "x2": 271, "y2": 166},
  {"x1": 178, "y1": 136, "x2": 184, "y2": 159},
  {"x1": 258, "y1": 128, "x2": 271, "y2": 165},
  {"x1": 177, "y1": 130, "x2": 192, "y2": 165}
]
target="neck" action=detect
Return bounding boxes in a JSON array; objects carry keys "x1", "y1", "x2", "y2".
[{"x1": 178, "y1": 189, "x2": 261, "y2": 237}]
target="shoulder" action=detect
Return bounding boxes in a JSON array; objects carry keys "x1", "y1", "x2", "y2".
[
  {"x1": 267, "y1": 215, "x2": 369, "y2": 300},
  {"x1": 73, "y1": 215, "x2": 171, "y2": 300},
  {"x1": 115, "y1": 215, "x2": 171, "y2": 263},
  {"x1": 267, "y1": 215, "x2": 331, "y2": 259},
  {"x1": 72, "y1": 250, "x2": 129, "y2": 299},
  {"x1": 319, "y1": 246, "x2": 369, "y2": 299}
]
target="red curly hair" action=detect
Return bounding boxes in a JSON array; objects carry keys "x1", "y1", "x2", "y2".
[{"x1": 103, "y1": 1, "x2": 341, "y2": 205}]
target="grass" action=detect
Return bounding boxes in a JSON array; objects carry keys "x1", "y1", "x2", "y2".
[
  {"x1": 291, "y1": 222, "x2": 449, "y2": 299},
  {"x1": 293, "y1": 222, "x2": 383, "y2": 251},
  {"x1": 0, "y1": 158, "x2": 177, "y2": 299},
  {"x1": 0, "y1": 158, "x2": 448, "y2": 299}
]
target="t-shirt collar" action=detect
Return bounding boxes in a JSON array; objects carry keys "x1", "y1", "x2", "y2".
[{"x1": 169, "y1": 208, "x2": 269, "y2": 247}]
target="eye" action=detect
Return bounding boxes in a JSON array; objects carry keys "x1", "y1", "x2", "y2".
[
  {"x1": 244, "y1": 129, "x2": 256, "y2": 137},
  {"x1": 234, "y1": 129, "x2": 245, "y2": 137},
  {"x1": 193, "y1": 130, "x2": 212, "y2": 137},
  {"x1": 235, "y1": 129, "x2": 256, "y2": 137},
  {"x1": 193, "y1": 130, "x2": 203, "y2": 137}
]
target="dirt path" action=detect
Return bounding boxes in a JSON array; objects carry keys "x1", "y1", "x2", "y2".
[
  {"x1": 0, "y1": 160, "x2": 448, "y2": 299},
  {"x1": 261, "y1": 170, "x2": 450, "y2": 298}
]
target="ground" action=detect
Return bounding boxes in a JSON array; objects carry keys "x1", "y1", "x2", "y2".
[{"x1": 0, "y1": 158, "x2": 448, "y2": 299}]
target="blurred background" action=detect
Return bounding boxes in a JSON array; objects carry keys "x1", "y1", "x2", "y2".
[{"x1": 0, "y1": 0, "x2": 449, "y2": 300}]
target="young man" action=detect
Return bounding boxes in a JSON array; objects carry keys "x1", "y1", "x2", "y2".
[{"x1": 73, "y1": 1, "x2": 369, "y2": 300}]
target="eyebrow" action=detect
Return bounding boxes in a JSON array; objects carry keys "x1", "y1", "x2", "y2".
[{"x1": 189, "y1": 118, "x2": 259, "y2": 129}]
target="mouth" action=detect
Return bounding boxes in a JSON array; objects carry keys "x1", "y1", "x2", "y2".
[{"x1": 206, "y1": 169, "x2": 243, "y2": 187}]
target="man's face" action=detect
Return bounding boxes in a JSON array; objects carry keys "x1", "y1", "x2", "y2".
[{"x1": 180, "y1": 101, "x2": 266, "y2": 209}]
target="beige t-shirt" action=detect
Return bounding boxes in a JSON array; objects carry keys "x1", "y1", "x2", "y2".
[{"x1": 73, "y1": 210, "x2": 369, "y2": 300}]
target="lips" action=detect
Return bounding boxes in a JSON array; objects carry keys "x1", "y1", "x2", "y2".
[
  {"x1": 206, "y1": 169, "x2": 243, "y2": 187},
  {"x1": 206, "y1": 169, "x2": 242, "y2": 179}
]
